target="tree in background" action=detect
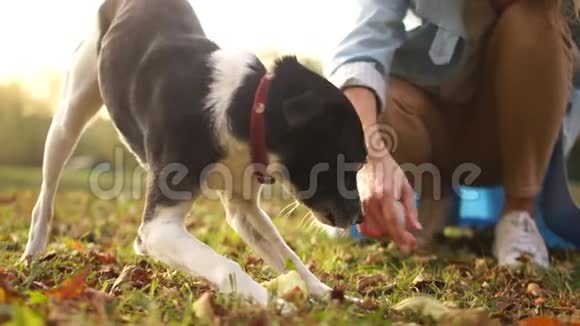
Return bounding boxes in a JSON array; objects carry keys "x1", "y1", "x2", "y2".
[{"x1": 0, "y1": 82, "x2": 133, "y2": 168}]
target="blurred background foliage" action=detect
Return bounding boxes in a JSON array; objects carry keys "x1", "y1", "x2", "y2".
[
  {"x1": 0, "y1": 54, "x2": 579, "y2": 181},
  {"x1": 0, "y1": 81, "x2": 126, "y2": 167},
  {"x1": 0, "y1": 53, "x2": 323, "y2": 171}
]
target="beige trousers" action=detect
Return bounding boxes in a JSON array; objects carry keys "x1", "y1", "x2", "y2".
[{"x1": 380, "y1": 0, "x2": 574, "y2": 199}]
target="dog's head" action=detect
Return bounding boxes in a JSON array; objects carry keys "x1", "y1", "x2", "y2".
[{"x1": 266, "y1": 57, "x2": 367, "y2": 228}]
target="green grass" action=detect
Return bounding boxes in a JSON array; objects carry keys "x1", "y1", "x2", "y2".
[{"x1": 0, "y1": 167, "x2": 579, "y2": 325}]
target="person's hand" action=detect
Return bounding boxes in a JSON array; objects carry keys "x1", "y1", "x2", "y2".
[
  {"x1": 344, "y1": 87, "x2": 421, "y2": 252},
  {"x1": 356, "y1": 129, "x2": 422, "y2": 252}
]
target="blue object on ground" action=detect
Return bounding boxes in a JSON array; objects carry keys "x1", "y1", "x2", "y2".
[
  {"x1": 455, "y1": 186, "x2": 575, "y2": 249},
  {"x1": 350, "y1": 88, "x2": 580, "y2": 248},
  {"x1": 351, "y1": 182, "x2": 578, "y2": 248}
]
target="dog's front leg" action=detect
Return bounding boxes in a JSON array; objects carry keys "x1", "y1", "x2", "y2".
[
  {"x1": 136, "y1": 199, "x2": 268, "y2": 306},
  {"x1": 222, "y1": 195, "x2": 287, "y2": 272},
  {"x1": 222, "y1": 196, "x2": 332, "y2": 299},
  {"x1": 248, "y1": 206, "x2": 333, "y2": 298}
]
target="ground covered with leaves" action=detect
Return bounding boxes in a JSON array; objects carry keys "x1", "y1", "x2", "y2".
[{"x1": 0, "y1": 188, "x2": 579, "y2": 325}]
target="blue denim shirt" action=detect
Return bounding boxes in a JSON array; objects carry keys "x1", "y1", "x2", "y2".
[{"x1": 326, "y1": 0, "x2": 577, "y2": 109}]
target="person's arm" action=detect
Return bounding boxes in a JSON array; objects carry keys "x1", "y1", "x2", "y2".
[
  {"x1": 327, "y1": 0, "x2": 409, "y2": 112},
  {"x1": 326, "y1": 0, "x2": 421, "y2": 251}
]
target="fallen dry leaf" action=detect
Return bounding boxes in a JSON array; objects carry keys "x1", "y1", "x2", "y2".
[
  {"x1": 261, "y1": 271, "x2": 308, "y2": 304},
  {"x1": 0, "y1": 280, "x2": 23, "y2": 304},
  {"x1": 571, "y1": 311, "x2": 580, "y2": 324},
  {"x1": 411, "y1": 272, "x2": 445, "y2": 293},
  {"x1": 161, "y1": 286, "x2": 180, "y2": 298},
  {"x1": 393, "y1": 295, "x2": 449, "y2": 321},
  {"x1": 327, "y1": 272, "x2": 346, "y2": 281},
  {"x1": 341, "y1": 253, "x2": 355, "y2": 263},
  {"x1": 305, "y1": 258, "x2": 319, "y2": 272},
  {"x1": 357, "y1": 275, "x2": 385, "y2": 292},
  {"x1": 97, "y1": 265, "x2": 118, "y2": 280},
  {"x1": 356, "y1": 298, "x2": 379, "y2": 310},
  {"x1": 70, "y1": 240, "x2": 86, "y2": 254},
  {"x1": 31, "y1": 281, "x2": 49, "y2": 290},
  {"x1": 438, "y1": 309, "x2": 499, "y2": 326},
  {"x1": 0, "y1": 267, "x2": 16, "y2": 283},
  {"x1": 518, "y1": 316, "x2": 576, "y2": 326},
  {"x1": 443, "y1": 264, "x2": 472, "y2": 278},
  {"x1": 110, "y1": 265, "x2": 152, "y2": 294},
  {"x1": 244, "y1": 255, "x2": 263, "y2": 268},
  {"x1": 46, "y1": 271, "x2": 88, "y2": 300},
  {"x1": 526, "y1": 283, "x2": 543, "y2": 297},
  {"x1": 496, "y1": 301, "x2": 515, "y2": 312},
  {"x1": 40, "y1": 251, "x2": 58, "y2": 262},
  {"x1": 475, "y1": 258, "x2": 488, "y2": 271},
  {"x1": 92, "y1": 250, "x2": 116, "y2": 265},
  {"x1": 364, "y1": 253, "x2": 384, "y2": 265},
  {"x1": 84, "y1": 288, "x2": 115, "y2": 317},
  {"x1": 533, "y1": 297, "x2": 546, "y2": 306},
  {"x1": 281, "y1": 286, "x2": 307, "y2": 304},
  {"x1": 394, "y1": 296, "x2": 497, "y2": 324},
  {"x1": 250, "y1": 311, "x2": 270, "y2": 326}
]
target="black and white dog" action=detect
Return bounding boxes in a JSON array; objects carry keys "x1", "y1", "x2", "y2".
[{"x1": 21, "y1": 0, "x2": 366, "y2": 306}]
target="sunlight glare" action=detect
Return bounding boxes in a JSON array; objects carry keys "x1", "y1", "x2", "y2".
[{"x1": 0, "y1": 0, "x2": 357, "y2": 81}]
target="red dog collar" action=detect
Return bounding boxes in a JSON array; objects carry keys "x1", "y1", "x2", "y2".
[{"x1": 250, "y1": 73, "x2": 275, "y2": 184}]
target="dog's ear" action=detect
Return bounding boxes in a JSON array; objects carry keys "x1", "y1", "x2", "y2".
[{"x1": 282, "y1": 91, "x2": 327, "y2": 128}]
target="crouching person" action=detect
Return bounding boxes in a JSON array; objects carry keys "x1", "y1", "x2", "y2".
[{"x1": 327, "y1": 0, "x2": 578, "y2": 267}]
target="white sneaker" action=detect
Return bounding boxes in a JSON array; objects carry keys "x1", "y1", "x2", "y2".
[{"x1": 493, "y1": 211, "x2": 550, "y2": 267}]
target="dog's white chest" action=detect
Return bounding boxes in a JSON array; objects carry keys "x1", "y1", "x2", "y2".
[{"x1": 202, "y1": 140, "x2": 257, "y2": 196}]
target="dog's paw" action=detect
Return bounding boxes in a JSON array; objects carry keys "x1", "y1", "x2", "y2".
[
  {"x1": 19, "y1": 248, "x2": 42, "y2": 265},
  {"x1": 133, "y1": 236, "x2": 147, "y2": 256},
  {"x1": 305, "y1": 281, "x2": 333, "y2": 300},
  {"x1": 18, "y1": 254, "x2": 32, "y2": 266},
  {"x1": 21, "y1": 238, "x2": 48, "y2": 261},
  {"x1": 17, "y1": 251, "x2": 44, "y2": 267}
]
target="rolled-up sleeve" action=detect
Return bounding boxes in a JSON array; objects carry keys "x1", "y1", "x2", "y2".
[{"x1": 326, "y1": 0, "x2": 409, "y2": 110}]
